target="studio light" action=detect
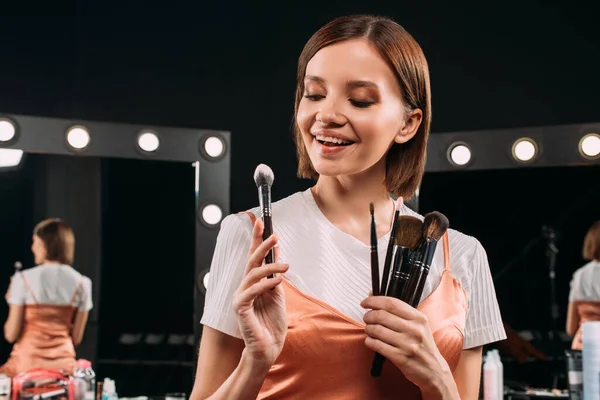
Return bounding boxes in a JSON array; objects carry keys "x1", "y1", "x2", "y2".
[
  {"x1": 203, "y1": 271, "x2": 210, "y2": 289},
  {"x1": 0, "y1": 119, "x2": 16, "y2": 142},
  {"x1": 512, "y1": 138, "x2": 538, "y2": 162},
  {"x1": 202, "y1": 135, "x2": 226, "y2": 159},
  {"x1": 579, "y1": 133, "x2": 600, "y2": 159},
  {"x1": 447, "y1": 143, "x2": 472, "y2": 166},
  {"x1": 137, "y1": 131, "x2": 160, "y2": 153},
  {"x1": 66, "y1": 126, "x2": 90, "y2": 150},
  {"x1": 201, "y1": 204, "x2": 223, "y2": 226},
  {"x1": 0, "y1": 149, "x2": 24, "y2": 168}
]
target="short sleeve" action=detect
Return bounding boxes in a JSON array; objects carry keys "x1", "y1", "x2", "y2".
[
  {"x1": 6, "y1": 273, "x2": 27, "y2": 305},
  {"x1": 200, "y1": 213, "x2": 254, "y2": 339},
  {"x1": 569, "y1": 269, "x2": 582, "y2": 302},
  {"x1": 78, "y1": 277, "x2": 93, "y2": 312},
  {"x1": 463, "y1": 240, "x2": 507, "y2": 349}
]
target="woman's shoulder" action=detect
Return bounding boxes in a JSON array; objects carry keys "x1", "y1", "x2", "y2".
[
  {"x1": 400, "y1": 205, "x2": 482, "y2": 262},
  {"x1": 572, "y1": 260, "x2": 600, "y2": 280},
  {"x1": 226, "y1": 190, "x2": 311, "y2": 231}
]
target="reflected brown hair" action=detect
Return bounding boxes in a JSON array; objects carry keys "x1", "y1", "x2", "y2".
[
  {"x1": 34, "y1": 218, "x2": 75, "y2": 265},
  {"x1": 583, "y1": 221, "x2": 600, "y2": 261},
  {"x1": 293, "y1": 14, "x2": 431, "y2": 198}
]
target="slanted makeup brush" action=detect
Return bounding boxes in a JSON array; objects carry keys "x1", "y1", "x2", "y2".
[
  {"x1": 402, "y1": 211, "x2": 449, "y2": 307},
  {"x1": 385, "y1": 216, "x2": 423, "y2": 299},
  {"x1": 379, "y1": 199, "x2": 401, "y2": 296},
  {"x1": 254, "y1": 164, "x2": 275, "y2": 279},
  {"x1": 369, "y1": 203, "x2": 380, "y2": 296},
  {"x1": 371, "y1": 216, "x2": 423, "y2": 377}
]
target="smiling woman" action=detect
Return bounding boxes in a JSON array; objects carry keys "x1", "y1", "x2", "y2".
[{"x1": 192, "y1": 14, "x2": 505, "y2": 400}]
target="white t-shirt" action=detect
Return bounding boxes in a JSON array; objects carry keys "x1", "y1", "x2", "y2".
[
  {"x1": 201, "y1": 189, "x2": 506, "y2": 349},
  {"x1": 569, "y1": 260, "x2": 600, "y2": 302},
  {"x1": 6, "y1": 263, "x2": 93, "y2": 312}
]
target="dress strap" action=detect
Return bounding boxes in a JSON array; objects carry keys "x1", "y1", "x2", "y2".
[
  {"x1": 239, "y1": 211, "x2": 257, "y2": 225},
  {"x1": 19, "y1": 273, "x2": 38, "y2": 304},
  {"x1": 69, "y1": 279, "x2": 83, "y2": 307},
  {"x1": 442, "y1": 232, "x2": 450, "y2": 271}
]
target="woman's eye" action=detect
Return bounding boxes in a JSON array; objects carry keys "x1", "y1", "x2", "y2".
[
  {"x1": 350, "y1": 99, "x2": 375, "y2": 108},
  {"x1": 304, "y1": 94, "x2": 324, "y2": 101}
]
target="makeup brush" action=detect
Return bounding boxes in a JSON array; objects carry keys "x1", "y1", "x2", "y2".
[
  {"x1": 369, "y1": 203, "x2": 380, "y2": 296},
  {"x1": 379, "y1": 199, "x2": 400, "y2": 296},
  {"x1": 254, "y1": 164, "x2": 275, "y2": 279},
  {"x1": 402, "y1": 211, "x2": 449, "y2": 307},
  {"x1": 371, "y1": 216, "x2": 423, "y2": 378},
  {"x1": 385, "y1": 216, "x2": 423, "y2": 298}
]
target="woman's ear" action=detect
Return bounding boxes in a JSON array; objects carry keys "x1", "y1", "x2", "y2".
[{"x1": 394, "y1": 109, "x2": 423, "y2": 144}]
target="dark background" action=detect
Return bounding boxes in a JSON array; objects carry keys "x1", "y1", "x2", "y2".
[{"x1": 0, "y1": 0, "x2": 599, "y2": 394}]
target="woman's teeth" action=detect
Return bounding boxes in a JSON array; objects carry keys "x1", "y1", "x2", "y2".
[{"x1": 315, "y1": 135, "x2": 352, "y2": 146}]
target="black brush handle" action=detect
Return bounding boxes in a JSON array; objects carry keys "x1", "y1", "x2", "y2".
[
  {"x1": 399, "y1": 244, "x2": 428, "y2": 304},
  {"x1": 371, "y1": 248, "x2": 405, "y2": 377},
  {"x1": 410, "y1": 241, "x2": 438, "y2": 306},
  {"x1": 263, "y1": 214, "x2": 275, "y2": 278},
  {"x1": 371, "y1": 244, "x2": 380, "y2": 296},
  {"x1": 379, "y1": 210, "x2": 399, "y2": 295}
]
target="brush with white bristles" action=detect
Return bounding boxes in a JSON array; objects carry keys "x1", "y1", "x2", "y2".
[{"x1": 253, "y1": 164, "x2": 276, "y2": 278}]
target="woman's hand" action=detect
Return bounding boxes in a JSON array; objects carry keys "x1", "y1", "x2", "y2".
[
  {"x1": 232, "y1": 218, "x2": 289, "y2": 370},
  {"x1": 361, "y1": 296, "x2": 458, "y2": 399}
]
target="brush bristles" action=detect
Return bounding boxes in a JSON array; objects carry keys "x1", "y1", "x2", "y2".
[
  {"x1": 423, "y1": 211, "x2": 449, "y2": 241},
  {"x1": 253, "y1": 164, "x2": 274, "y2": 187},
  {"x1": 395, "y1": 215, "x2": 423, "y2": 249},
  {"x1": 369, "y1": 203, "x2": 374, "y2": 215}
]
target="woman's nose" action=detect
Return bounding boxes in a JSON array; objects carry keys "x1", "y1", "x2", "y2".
[{"x1": 315, "y1": 98, "x2": 346, "y2": 126}]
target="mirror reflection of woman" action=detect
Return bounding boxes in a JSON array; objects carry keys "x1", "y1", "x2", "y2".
[
  {"x1": 0, "y1": 218, "x2": 93, "y2": 377},
  {"x1": 567, "y1": 221, "x2": 600, "y2": 350}
]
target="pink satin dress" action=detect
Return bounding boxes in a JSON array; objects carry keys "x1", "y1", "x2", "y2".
[
  {"x1": 571, "y1": 301, "x2": 600, "y2": 350},
  {"x1": 241, "y1": 212, "x2": 469, "y2": 399},
  {"x1": 0, "y1": 275, "x2": 82, "y2": 377}
]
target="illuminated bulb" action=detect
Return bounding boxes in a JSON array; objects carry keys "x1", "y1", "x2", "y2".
[
  {"x1": 202, "y1": 204, "x2": 223, "y2": 225},
  {"x1": 512, "y1": 138, "x2": 537, "y2": 162},
  {"x1": 66, "y1": 127, "x2": 90, "y2": 149},
  {"x1": 137, "y1": 132, "x2": 160, "y2": 152},
  {"x1": 449, "y1": 144, "x2": 471, "y2": 166}
]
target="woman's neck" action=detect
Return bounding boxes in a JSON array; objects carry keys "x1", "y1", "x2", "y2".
[{"x1": 311, "y1": 164, "x2": 396, "y2": 241}]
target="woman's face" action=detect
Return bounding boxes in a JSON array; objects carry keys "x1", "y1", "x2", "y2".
[
  {"x1": 296, "y1": 38, "x2": 420, "y2": 178},
  {"x1": 31, "y1": 235, "x2": 46, "y2": 265}
]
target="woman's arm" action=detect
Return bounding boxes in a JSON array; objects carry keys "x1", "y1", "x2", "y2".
[
  {"x1": 190, "y1": 326, "x2": 270, "y2": 400},
  {"x1": 4, "y1": 304, "x2": 24, "y2": 343},
  {"x1": 71, "y1": 310, "x2": 89, "y2": 345},
  {"x1": 452, "y1": 346, "x2": 483, "y2": 400},
  {"x1": 566, "y1": 301, "x2": 579, "y2": 337}
]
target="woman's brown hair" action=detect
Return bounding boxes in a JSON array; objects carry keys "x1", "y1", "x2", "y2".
[
  {"x1": 583, "y1": 221, "x2": 600, "y2": 261},
  {"x1": 293, "y1": 14, "x2": 431, "y2": 198},
  {"x1": 34, "y1": 218, "x2": 75, "y2": 265}
]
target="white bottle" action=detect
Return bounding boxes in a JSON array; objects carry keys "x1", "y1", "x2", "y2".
[
  {"x1": 483, "y1": 351, "x2": 499, "y2": 400},
  {"x1": 493, "y1": 350, "x2": 504, "y2": 399},
  {"x1": 102, "y1": 378, "x2": 118, "y2": 400}
]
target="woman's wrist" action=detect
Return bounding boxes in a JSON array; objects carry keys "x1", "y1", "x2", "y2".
[
  {"x1": 420, "y1": 369, "x2": 459, "y2": 400},
  {"x1": 240, "y1": 349, "x2": 273, "y2": 381}
]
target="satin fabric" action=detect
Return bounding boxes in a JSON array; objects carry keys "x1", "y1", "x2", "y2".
[
  {"x1": 571, "y1": 301, "x2": 600, "y2": 350},
  {"x1": 0, "y1": 275, "x2": 81, "y2": 377}
]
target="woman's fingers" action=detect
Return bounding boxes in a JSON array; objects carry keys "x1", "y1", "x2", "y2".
[
  {"x1": 248, "y1": 218, "x2": 265, "y2": 257},
  {"x1": 241, "y1": 263, "x2": 289, "y2": 290},
  {"x1": 245, "y1": 233, "x2": 279, "y2": 273},
  {"x1": 233, "y1": 274, "x2": 284, "y2": 313}
]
